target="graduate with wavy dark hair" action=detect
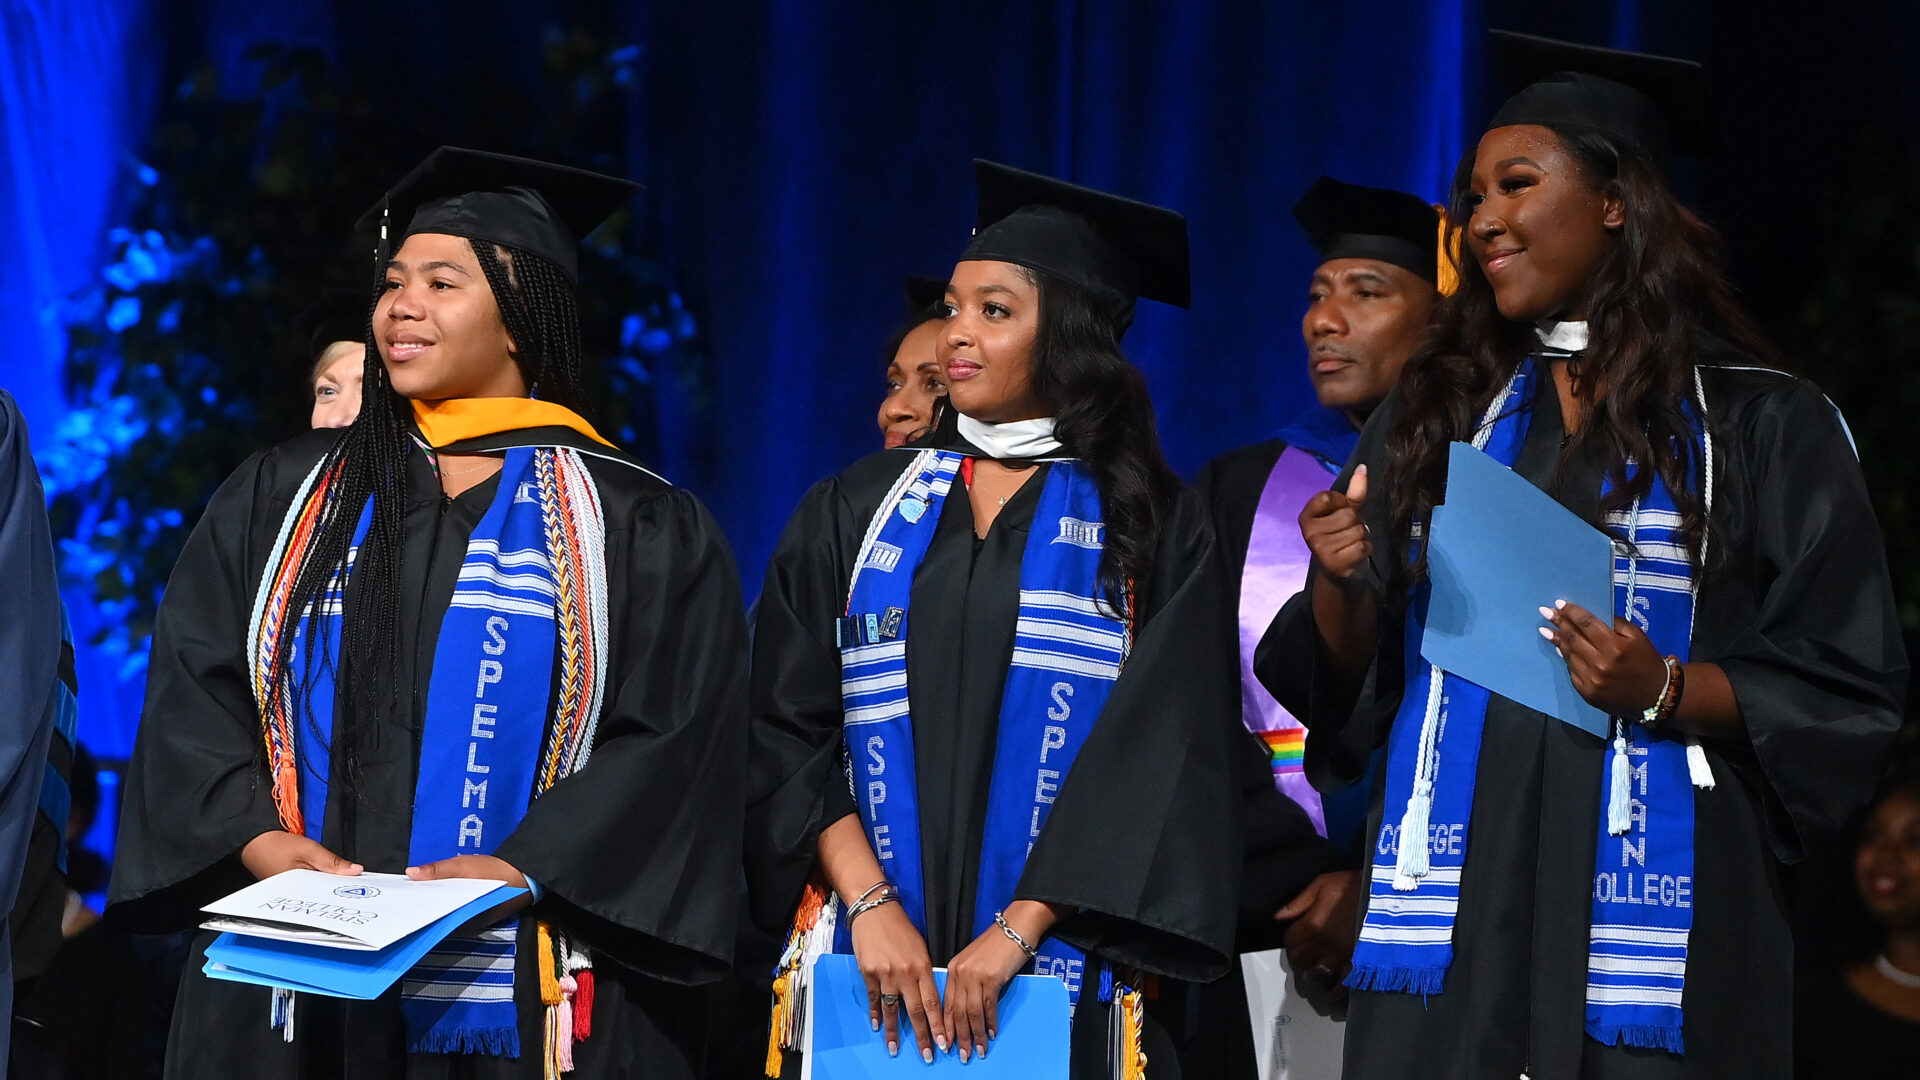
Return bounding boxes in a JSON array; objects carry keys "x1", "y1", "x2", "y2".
[
  {"x1": 110, "y1": 148, "x2": 748, "y2": 1079},
  {"x1": 1261, "y1": 33, "x2": 1907, "y2": 1080},
  {"x1": 749, "y1": 162, "x2": 1315, "y2": 1078}
]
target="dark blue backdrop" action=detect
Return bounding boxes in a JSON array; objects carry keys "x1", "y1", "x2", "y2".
[{"x1": 8, "y1": 0, "x2": 1917, "y2": 764}]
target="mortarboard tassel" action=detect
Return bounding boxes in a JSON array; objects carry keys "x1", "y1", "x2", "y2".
[{"x1": 1435, "y1": 209, "x2": 1462, "y2": 297}]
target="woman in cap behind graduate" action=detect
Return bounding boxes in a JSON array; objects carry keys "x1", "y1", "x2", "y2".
[
  {"x1": 747, "y1": 161, "x2": 1331, "y2": 1078},
  {"x1": 108, "y1": 148, "x2": 748, "y2": 1078},
  {"x1": 1261, "y1": 32, "x2": 1907, "y2": 1080}
]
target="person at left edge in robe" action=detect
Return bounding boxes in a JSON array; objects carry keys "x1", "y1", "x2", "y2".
[
  {"x1": 748, "y1": 159, "x2": 1313, "y2": 1079},
  {"x1": 878, "y1": 275, "x2": 950, "y2": 449},
  {"x1": 0, "y1": 387, "x2": 64, "y2": 1070},
  {"x1": 1189, "y1": 175, "x2": 1448, "y2": 1078},
  {"x1": 301, "y1": 287, "x2": 370, "y2": 429},
  {"x1": 106, "y1": 147, "x2": 750, "y2": 1080}
]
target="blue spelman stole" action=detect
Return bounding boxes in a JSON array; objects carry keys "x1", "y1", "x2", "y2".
[
  {"x1": 1349, "y1": 359, "x2": 1712, "y2": 1055},
  {"x1": 837, "y1": 449, "x2": 1127, "y2": 1006},
  {"x1": 290, "y1": 448, "x2": 556, "y2": 1055}
]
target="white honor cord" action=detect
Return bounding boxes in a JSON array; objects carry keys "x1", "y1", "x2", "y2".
[
  {"x1": 1685, "y1": 367, "x2": 1716, "y2": 790},
  {"x1": 1394, "y1": 372, "x2": 1526, "y2": 890}
]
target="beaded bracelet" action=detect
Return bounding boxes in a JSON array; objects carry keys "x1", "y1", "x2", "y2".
[
  {"x1": 993, "y1": 911, "x2": 1038, "y2": 960},
  {"x1": 1639, "y1": 656, "x2": 1684, "y2": 730}
]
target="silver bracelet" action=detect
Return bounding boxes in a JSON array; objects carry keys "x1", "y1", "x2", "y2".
[
  {"x1": 846, "y1": 884, "x2": 899, "y2": 926},
  {"x1": 994, "y1": 911, "x2": 1038, "y2": 960}
]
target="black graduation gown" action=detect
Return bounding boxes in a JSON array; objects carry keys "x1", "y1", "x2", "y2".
[
  {"x1": 745, "y1": 422, "x2": 1250, "y2": 1077},
  {"x1": 1256, "y1": 365, "x2": 1910, "y2": 1080},
  {"x1": 1185, "y1": 439, "x2": 1354, "y2": 1079},
  {"x1": 0, "y1": 389, "x2": 62, "y2": 1066},
  {"x1": 107, "y1": 424, "x2": 748, "y2": 1080}
]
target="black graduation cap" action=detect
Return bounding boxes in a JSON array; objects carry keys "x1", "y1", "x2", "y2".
[
  {"x1": 1291, "y1": 176, "x2": 1442, "y2": 285},
  {"x1": 904, "y1": 274, "x2": 948, "y2": 319},
  {"x1": 297, "y1": 288, "x2": 371, "y2": 369},
  {"x1": 354, "y1": 147, "x2": 640, "y2": 282},
  {"x1": 1487, "y1": 31, "x2": 1714, "y2": 164},
  {"x1": 960, "y1": 160, "x2": 1190, "y2": 331}
]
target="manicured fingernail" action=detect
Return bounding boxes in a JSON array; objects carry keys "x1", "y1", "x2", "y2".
[
  {"x1": 959, "y1": 1047, "x2": 969, "y2": 1063},
  {"x1": 1538, "y1": 606, "x2": 1555, "y2": 620},
  {"x1": 1554, "y1": 599, "x2": 1567, "y2": 610},
  {"x1": 872, "y1": 1018, "x2": 880, "y2": 1031},
  {"x1": 1538, "y1": 626, "x2": 1554, "y2": 640},
  {"x1": 936, "y1": 1035, "x2": 949, "y2": 1051},
  {"x1": 888, "y1": 1040, "x2": 898, "y2": 1057},
  {"x1": 922, "y1": 1048, "x2": 934, "y2": 1064}
]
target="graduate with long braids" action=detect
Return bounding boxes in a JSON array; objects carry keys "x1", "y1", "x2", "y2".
[
  {"x1": 748, "y1": 161, "x2": 1322, "y2": 1078},
  {"x1": 108, "y1": 148, "x2": 748, "y2": 1078},
  {"x1": 1259, "y1": 35, "x2": 1907, "y2": 1078}
]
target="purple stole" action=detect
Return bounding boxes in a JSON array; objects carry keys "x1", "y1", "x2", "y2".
[{"x1": 1237, "y1": 446, "x2": 1337, "y2": 837}]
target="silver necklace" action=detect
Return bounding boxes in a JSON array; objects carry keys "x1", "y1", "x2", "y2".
[{"x1": 1875, "y1": 954, "x2": 1920, "y2": 989}]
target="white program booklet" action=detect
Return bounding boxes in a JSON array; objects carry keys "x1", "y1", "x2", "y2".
[{"x1": 200, "y1": 870, "x2": 509, "y2": 952}]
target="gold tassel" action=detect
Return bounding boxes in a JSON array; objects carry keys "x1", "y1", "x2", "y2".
[
  {"x1": 765, "y1": 972, "x2": 789, "y2": 1078},
  {"x1": 537, "y1": 921, "x2": 564, "y2": 1007},
  {"x1": 1119, "y1": 985, "x2": 1147, "y2": 1080},
  {"x1": 1434, "y1": 205, "x2": 1462, "y2": 297}
]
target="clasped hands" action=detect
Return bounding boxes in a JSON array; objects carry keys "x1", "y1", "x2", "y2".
[{"x1": 849, "y1": 897, "x2": 1056, "y2": 1064}]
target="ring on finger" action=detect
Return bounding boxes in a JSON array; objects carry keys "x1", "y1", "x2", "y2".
[{"x1": 880, "y1": 992, "x2": 902, "y2": 1007}]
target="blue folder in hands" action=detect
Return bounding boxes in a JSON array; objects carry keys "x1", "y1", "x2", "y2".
[
  {"x1": 803, "y1": 953, "x2": 1070, "y2": 1079},
  {"x1": 1420, "y1": 442, "x2": 1615, "y2": 738},
  {"x1": 202, "y1": 885, "x2": 525, "y2": 1000}
]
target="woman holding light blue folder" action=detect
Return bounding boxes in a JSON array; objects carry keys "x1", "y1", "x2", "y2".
[
  {"x1": 747, "y1": 161, "x2": 1315, "y2": 1078},
  {"x1": 1263, "y1": 31, "x2": 1907, "y2": 1080}
]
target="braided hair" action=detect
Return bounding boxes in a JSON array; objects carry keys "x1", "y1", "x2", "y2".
[{"x1": 260, "y1": 239, "x2": 588, "y2": 835}]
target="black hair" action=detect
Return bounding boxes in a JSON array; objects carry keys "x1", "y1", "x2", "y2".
[
  {"x1": 259, "y1": 240, "x2": 585, "y2": 834},
  {"x1": 1381, "y1": 124, "x2": 1778, "y2": 591},
  {"x1": 1023, "y1": 268, "x2": 1181, "y2": 621}
]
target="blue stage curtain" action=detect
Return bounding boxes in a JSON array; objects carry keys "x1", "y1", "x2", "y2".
[
  {"x1": 0, "y1": 0, "x2": 164, "y2": 441},
  {"x1": 641, "y1": 0, "x2": 1480, "y2": 588}
]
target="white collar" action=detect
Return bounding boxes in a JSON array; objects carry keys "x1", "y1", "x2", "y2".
[
  {"x1": 956, "y1": 414, "x2": 1063, "y2": 459},
  {"x1": 1535, "y1": 319, "x2": 1590, "y2": 353}
]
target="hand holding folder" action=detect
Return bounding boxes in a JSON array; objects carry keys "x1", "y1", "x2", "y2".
[
  {"x1": 803, "y1": 954, "x2": 1069, "y2": 1079},
  {"x1": 1421, "y1": 442, "x2": 1615, "y2": 736},
  {"x1": 199, "y1": 870, "x2": 526, "y2": 999}
]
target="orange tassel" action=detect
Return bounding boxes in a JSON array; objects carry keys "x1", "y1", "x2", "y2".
[
  {"x1": 1119, "y1": 986, "x2": 1147, "y2": 1080},
  {"x1": 1435, "y1": 206, "x2": 1462, "y2": 297},
  {"x1": 765, "y1": 973, "x2": 789, "y2": 1078},
  {"x1": 537, "y1": 923, "x2": 564, "y2": 1007}
]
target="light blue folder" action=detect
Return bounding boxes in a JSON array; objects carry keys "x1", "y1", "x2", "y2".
[
  {"x1": 806, "y1": 953, "x2": 1070, "y2": 1079},
  {"x1": 202, "y1": 885, "x2": 524, "y2": 1000},
  {"x1": 1421, "y1": 442, "x2": 1614, "y2": 737}
]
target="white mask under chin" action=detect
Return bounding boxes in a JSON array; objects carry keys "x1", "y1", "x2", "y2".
[{"x1": 955, "y1": 414, "x2": 1064, "y2": 459}]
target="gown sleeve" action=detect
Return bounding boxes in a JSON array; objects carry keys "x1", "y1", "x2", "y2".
[
  {"x1": 106, "y1": 446, "x2": 296, "y2": 932},
  {"x1": 1193, "y1": 445, "x2": 1345, "y2": 947},
  {"x1": 1012, "y1": 491, "x2": 1250, "y2": 982},
  {"x1": 495, "y1": 485, "x2": 749, "y2": 985},
  {"x1": 0, "y1": 392, "x2": 61, "y2": 986},
  {"x1": 741, "y1": 476, "x2": 860, "y2": 934},
  {"x1": 1255, "y1": 394, "x2": 1405, "y2": 794},
  {"x1": 1698, "y1": 374, "x2": 1908, "y2": 862}
]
